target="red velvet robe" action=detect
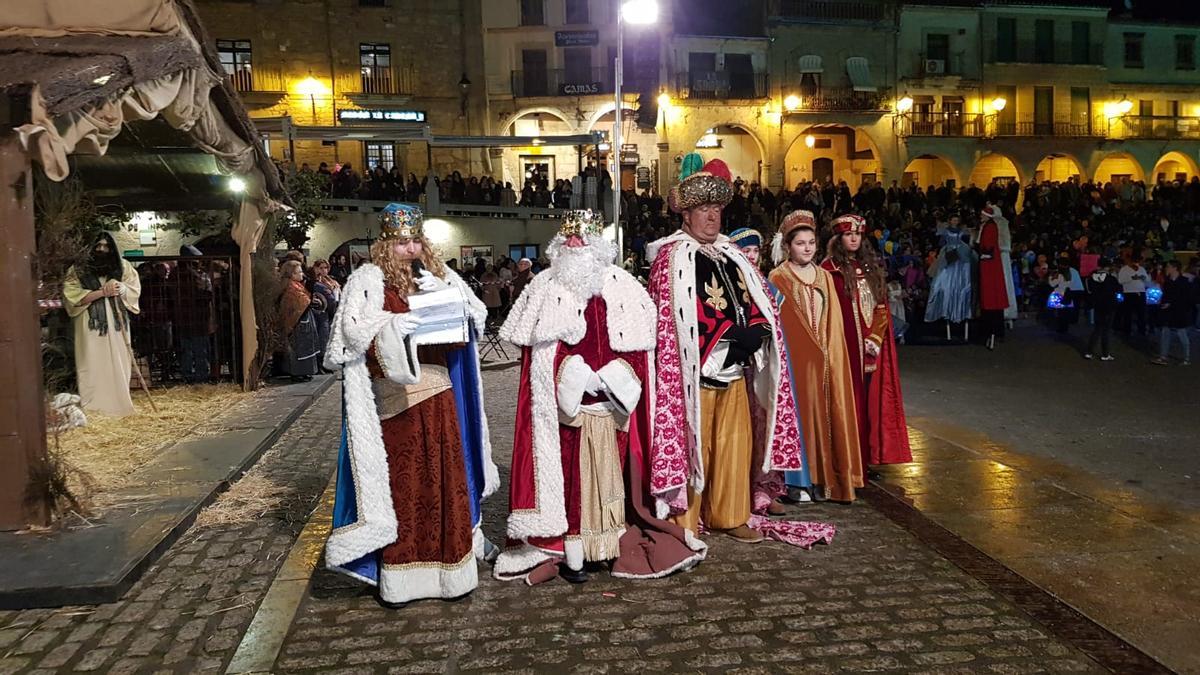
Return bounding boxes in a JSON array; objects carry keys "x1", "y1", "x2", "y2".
[
  {"x1": 979, "y1": 221, "x2": 1011, "y2": 311},
  {"x1": 507, "y1": 296, "x2": 700, "y2": 577},
  {"x1": 821, "y1": 260, "x2": 911, "y2": 470}
]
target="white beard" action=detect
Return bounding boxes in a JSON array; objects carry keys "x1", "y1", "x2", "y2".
[{"x1": 547, "y1": 234, "x2": 614, "y2": 300}]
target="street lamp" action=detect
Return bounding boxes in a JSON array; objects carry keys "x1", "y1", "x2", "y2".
[
  {"x1": 896, "y1": 96, "x2": 914, "y2": 113},
  {"x1": 991, "y1": 96, "x2": 1007, "y2": 112},
  {"x1": 614, "y1": 0, "x2": 658, "y2": 262}
]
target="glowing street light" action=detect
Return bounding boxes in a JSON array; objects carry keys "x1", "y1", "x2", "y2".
[
  {"x1": 804, "y1": 134, "x2": 816, "y2": 149},
  {"x1": 228, "y1": 176, "x2": 247, "y2": 194},
  {"x1": 991, "y1": 96, "x2": 1007, "y2": 112},
  {"x1": 657, "y1": 92, "x2": 671, "y2": 109},
  {"x1": 784, "y1": 94, "x2": 801, "y2": 112},
  {"x1": 896, "y1": 96, "x2": 914, "y2": 113},
  {"x1": 621, "y1": 0, "x2": 658, "y2": 24},
  {"x1": 614, "y1": 0, "x2": 658, "y2": 261}
]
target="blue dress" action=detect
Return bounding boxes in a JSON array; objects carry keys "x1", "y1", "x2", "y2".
[{"x1": 924, "y1": 228, "x2": 975, "y2": 324}]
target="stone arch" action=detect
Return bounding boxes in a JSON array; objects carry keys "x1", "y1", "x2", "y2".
[
  {"x1": 585, "y1": 101, "x2": 639, "y2": 132},
  {"x1": 1092, "y1": 151, "x2": 1146, "y2": 185},
  {"x1": 1151, "y1": 150, "x2": 1199, "y2": 182},
  {"x1": 691, "y1": 123, "x2": 768, "y2": 185},
  {"x1": 782, "y1": 124, "x2": 882, "y2": 189},
  {"x1": 501, "y1": 107, "x2": 576, "y2": 135},
  {"x1": 968, "y1": 152, "x2": 1024, "y2": 188},
  {"x1": 1035, "y1": 153, "x2": 1087, "y2": 182},
  {"x1": 901, "y1": 154, "x2": 962, "y2": 189}
]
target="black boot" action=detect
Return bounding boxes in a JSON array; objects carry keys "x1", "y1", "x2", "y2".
[{"x1": 559, "y1": 563, "x2": 589, "y2": 584}]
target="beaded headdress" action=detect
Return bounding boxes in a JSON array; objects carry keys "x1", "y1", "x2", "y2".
[
  {"x1": 558, "y1": 209, "x2": 605, "y2": 238},
  {"x1": 831, "y1": 214, "x2": 866, "y2": 235},
  {"x1": 668, "y1": 157, "x2": 734, "y2": 213},
  {"x1": 378, "y1": 203, "x2": 424, "y2": 240}
]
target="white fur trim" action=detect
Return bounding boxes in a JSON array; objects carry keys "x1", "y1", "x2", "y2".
[
  {"x1": 564, "y1": 539, "x2": 584, "y2": 571},
  {"x1": 324, "y1": 264, "x2": 393, "y2": 370},
  {"x1": 374, "y1": 315, "x2": 421, "y2": 385},
  {"x1": 556, "y1": 355, "x2": 593, "y2": 419},
  {"x1": 649, "y1": 232, "x2": 789, "y2": 490},
  {"x1": 596, "y1": 359, "x2": 641, "y2": 418},
  {"x1": 500, "y1": 265, "x2": 655, "y2": 352},
  {"x1": 378, "y1": 553, "x2": 478, "y2": 603},
  {"x1": 493, "y1": 543, "x2": 560, "y2": 581},
  {"x1": 325, "y1": 359, "x2": 399, "y2": 568},
  {"x1": 504, "y1": 342, "x2": 569, "y2": 540}
]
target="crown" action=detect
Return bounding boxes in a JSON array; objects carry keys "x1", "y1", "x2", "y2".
[
  {"x1": 558, "y1": 209, "x2": 605, "y2": 238},
  {"x1": 379, "y1": 204, "x2": 424, "y2": 240}
]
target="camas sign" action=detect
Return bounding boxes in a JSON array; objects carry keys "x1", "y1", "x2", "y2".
[{"x1": 559, "y1": 82, "x2": 602, "y2": 95}]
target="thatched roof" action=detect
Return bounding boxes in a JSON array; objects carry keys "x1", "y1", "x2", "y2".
[{"x1": 0, "y1": 0, "x2": 285, "y2": 205}]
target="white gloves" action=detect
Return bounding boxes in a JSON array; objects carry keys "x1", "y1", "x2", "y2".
[
  {"x1": 392, "y1": 311, "x2": 425, "y2": 336},
  {"x1": 584, "y1": 369, "x2": 606, "y2": 396},
  {"x1": 416, "y1": 270, "x2": 450, "y2": 293}
]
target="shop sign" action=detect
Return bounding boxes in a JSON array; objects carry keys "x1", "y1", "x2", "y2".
[
  {"x1": 337, "y1": 109, "x2": 426, "y2": 123},
  {"x1": 555, "y1": 30, "x2": 599, "y2": 47},
  {"x1": 559, "y1": 82, "x2": 602, "y2": 95}
]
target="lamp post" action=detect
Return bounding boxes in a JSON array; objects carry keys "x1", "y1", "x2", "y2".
[{"x1": 614, "y1": 0, "x2": 658, "y2": 261}]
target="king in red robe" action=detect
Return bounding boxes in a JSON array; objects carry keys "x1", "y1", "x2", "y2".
[
  {"x1": 821, "y1": 214, "x2": 911, "y2": 474},
  {"x1": 494, "y1": 210, "x2": 706, "y2": 584}
]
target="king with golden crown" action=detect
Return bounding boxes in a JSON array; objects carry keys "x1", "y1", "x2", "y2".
[{"x1": 494, "y1": 210, "x2": 706, "y2": 584}]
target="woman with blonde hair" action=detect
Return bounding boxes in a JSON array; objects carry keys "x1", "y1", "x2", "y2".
[{"x1": 323, "y1": 203, "x2": 498, "y2": 608}]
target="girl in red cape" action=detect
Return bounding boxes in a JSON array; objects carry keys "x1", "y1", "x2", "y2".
[{"x1": 820, "y1": 214, "x2": 911, "y2": 478}]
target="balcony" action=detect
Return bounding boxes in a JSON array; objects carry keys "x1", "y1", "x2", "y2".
[
  {"x1": 784, "y1": 87, "x2": 891, "y2": 113},
  {"x1": 340, "y1": 65, "x2": 415, "y2": 98},
  {"x1": 675, "y1": 71, "x2": 768, "y2": 100},
  {"x1": 897, "y1": 112, "x2": 985, "y2": 137},
  {"x1": 224, "y1": 66, "x2": 286, "y2": 94},
  {"x1": 510, "y1": 68, "x2": 616, "y2": 98},
  {"x1": 773, "y1": 0, "x2": 887, "y2": 22},
  {"x1": 1107, "y1": 115, "x2": 1200, "y2": 140},
  {"x1": 993, "y1": 114, "x2": 1103, "y2": 138}
]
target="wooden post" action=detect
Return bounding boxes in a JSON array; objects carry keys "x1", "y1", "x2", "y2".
[{"x1": 0, "y1": 90, "x2": 50, "y2": 530}]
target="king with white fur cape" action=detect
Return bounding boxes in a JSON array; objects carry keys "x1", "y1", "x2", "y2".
[{"x1": 322, "y1": 263, "x2": 499, "y2": 603}]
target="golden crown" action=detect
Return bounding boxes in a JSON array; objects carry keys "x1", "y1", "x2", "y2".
[
  {"x1": 558, "y1": 209, "x2": 605, "y2": 238},
  {"x1": 379, "y1": 205, "x2": 424, "y2": 240}
]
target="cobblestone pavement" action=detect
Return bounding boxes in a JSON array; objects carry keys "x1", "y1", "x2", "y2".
[
  {"x1": 0, "y1": 385, "x2": 342, "y2": 675},
  {"x1": 0, "y1": 362, "x2": 1129, "y2": 674},
  {"x1": 277, "y1": 364, "x2": 1107, "y2": 674}
]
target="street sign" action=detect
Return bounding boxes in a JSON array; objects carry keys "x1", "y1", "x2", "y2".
[
  {"x1": 555, "y1": 30, "x2": 599, "y2": 47},
  {"x1": 636, "y1": 167, "x2": 651, "y2": 189}
]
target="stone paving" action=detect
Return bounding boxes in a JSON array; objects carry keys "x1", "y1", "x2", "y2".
[
  {"x1": 277, "y1": 364, "x2": 1105, "y2": 674},
  {"x1": 0, "y1": 385, "x2": 342, "y2": 675},
  {"x1": 0, "y1": 361, "x2": 1132, "y2": 673}
]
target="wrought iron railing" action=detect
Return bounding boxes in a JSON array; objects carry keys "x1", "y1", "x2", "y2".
[
  {"x1": 775, "y1": 0, "x2": 887, "y2": 22},
  {"x1": 224, "y1": 66, "x2": 286, "y2": 94},
  {"x1": 897, "y1": 112, "x2": 984, "y2": 137},
  {"x1": 993, "y1": 113, "x2": 1103, "y2": 137},
  {"x1": 675, "y1": 71, "x2": 768, "y2": 100},
  {"x1": 786, "y1": 86, "x2": 891, "y2": 112},
  {"x1": 1107, "y1": 115, "x2": 1200, "y2": 140}
]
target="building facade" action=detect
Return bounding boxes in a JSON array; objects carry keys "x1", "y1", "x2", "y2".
[
  {"x1": 197, "y1": 0, "x2": 1200, "y2": 211},
  {"x1": 194, "y1": 0, "x2": 489, "y2": 177}
]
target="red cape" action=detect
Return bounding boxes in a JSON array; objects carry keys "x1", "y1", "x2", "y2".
[{"x1": 821, "y1": 260, "x2": 911, "y2": 469}]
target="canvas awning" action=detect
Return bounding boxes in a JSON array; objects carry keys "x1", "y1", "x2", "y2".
[
  {"x1": 2, "y1": 0, "x2": 288, "y2": 390},
  {"x1": 846, "y1": 57, "x2": 876, "y2": 92},
  {"x1": 798, "y1": 54, "x2": 823, "y2": 74}
]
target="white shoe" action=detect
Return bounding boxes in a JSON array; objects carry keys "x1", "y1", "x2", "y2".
[
  {"x1": 1084, "y1": 353, "x2": 1094, "y2": 360},
  {"x1": 1101, "y1": 355, "x2": 1115, "y2": 362}
]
